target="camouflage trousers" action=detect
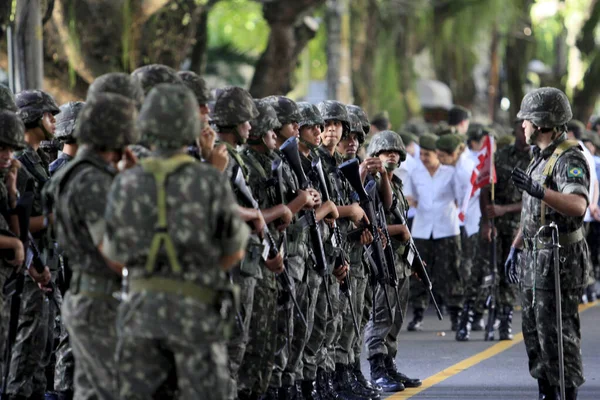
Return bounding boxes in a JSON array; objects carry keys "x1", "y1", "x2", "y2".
[
  {"x1": 334, "y1": 270, "x2": 368, "y2": 365},
  {"x1": 62, "y1": 292, "x2": 119, "y2": 400},
  {"x1": 521, "y1": 287, "x2": 585, "y2": 388},
  {"x1": 465, "y1": 230, "x2": 518, "y2": 314},
  {"x1": 227, "y1": 275, "x2": 256, "y2": 399},
  {"x1": 365, "y1": 277, "x2": 409, "y2": 359},
  {"x1": 350, "y1": 274, "x2": 370, "y2": 364},
  {"x1": 410, "y1": 235, "x2": 462, "y2": 310},
  {"x1": 53, "y1": 320, "x2": 74, "y2": 392},
  {"x1": 276, "y1": 269, "x2": 322, "y2": 386},
  {"x1": 116, "y1": 296, "x2": 230, "y2": 400},
  {"x1": 6, "y1": 277, "x2": 58, "y2": 398},
  {"x1": 237, "y1": 281, "x2": 278, "y2": 395},
  {"x1": 303, "y1": 275, "x2": 340, "y2": 379},
  {"x1": 0, "y1": 268, "x2": 11, "y2": 378}
]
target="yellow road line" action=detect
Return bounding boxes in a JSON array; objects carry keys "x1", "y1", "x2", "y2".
[{"x1": 389, "y1": 301, "x2": 599, "y2": 399}]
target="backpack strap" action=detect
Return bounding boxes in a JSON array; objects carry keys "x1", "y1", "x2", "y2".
[
  {"x1": 139, "y1": 154, "x2": 196, "y2": 274},
  {"x1": 540, "y1": 139, "x2": 580, "y2": 225}
]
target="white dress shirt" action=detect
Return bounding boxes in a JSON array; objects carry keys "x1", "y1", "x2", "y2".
[
  {"x1": 404, "y1": 163, "x2": 461, "y2": 239},
  {"x1": 456, "y1": 152, "x2": 481, "y2": 236},
  {"x1": 395, "y1": 153, "x2": 418, "y2": 219},
  {"x1": 579, "y1": 140, "x2": 598, "y2": 222}
]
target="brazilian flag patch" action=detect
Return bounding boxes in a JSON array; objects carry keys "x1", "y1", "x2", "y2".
[{"x1": 568, "y1": 167, "x2": 583, "y2": 178}]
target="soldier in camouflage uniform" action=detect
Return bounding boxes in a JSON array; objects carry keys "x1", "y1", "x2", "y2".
[
  {"x1": 457, "y1": 120, "x2": 531, "y2": 341},
  {"x1": 364, "y1": 131, "x2": 421, "y2": 393},
  {"x1": 103, "y1": 84, "x2": 249, "y2": 399},
  {"x1": 130, "y1": 64, "x2": 183, "y2": 96},
  {"x1": 44, "y1": 93, "x2": 138, "y2": 400},
  {"x1": 49, "y1": 102, "x2": 85, "y2": 176},
  {"x1": 0, "y1": 85, "x2": 18, "y2": 112},
  {"x1": 6, "y1": 90, "x2": 59, "y2": 400},
  {"x1": 87, "y1": 73, "x2": 145, "y2": 110},
  {"x1": 506, "y1": 87, "x2": 589, "y2": 400}
]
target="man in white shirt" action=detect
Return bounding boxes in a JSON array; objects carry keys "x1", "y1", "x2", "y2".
[
  {"x1": 404, "y1": 134, "x2": 463, "y2": 331},
  {"x1": 395, "y1": 132, "x2": 420, "y2": 228}
]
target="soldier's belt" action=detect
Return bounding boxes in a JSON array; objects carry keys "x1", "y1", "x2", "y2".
[
  {"x1": 129, "y1": 276, "x2": 218, "y2": 304},
  {"x1": 523, "y1": 227, "x2": 584, "y2": 250},
  {"x1": 71, "y1": 271, "x2": 120, "y2": 298}
]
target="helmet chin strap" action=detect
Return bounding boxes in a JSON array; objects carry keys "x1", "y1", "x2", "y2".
[
  {"x1": 38, "y1": 119, "x2": 53, "y2": 141},
  {"x1": 299, "y1": 136, "x2": 317, "y2": 151},
  {"x1": 234, "y1": 125, "x2": 246, "y2": 146}
]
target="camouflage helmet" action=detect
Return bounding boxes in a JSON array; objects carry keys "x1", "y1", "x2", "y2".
[
  {"x1": 0, "y1": 85, "x2": 17, "y2": 112},
  {"x1": 87, "y1": 73, "x2": 144, "y2": 109},
  {"x1": 55, "y1": 102, "x2": 85, "y2": 142},
  {"x1": 15, "y1": 90, "x2": 60, "y2": 124},
  {"x1": 347, "y1": 112, "x2": 366, "y2": 144},
  {"x1": 263, "y1": 96, "x2": 301, "y2": 126},
  {"x1": 517, "y1": 87, "x2": 573, "y2": 128},
  {"x1": 249, "y1": 99, "x2": 281, "y2": 141},
  {"x1": 0, "y1": 110, "x2": 27, "y2": 150},
  {"x1": 346, "y1": 105, "x2": 370, "y2": 135},
  {"x1": 212, "y1": 86, "x2": 259, "y2": 127},
  {"x1": 297, "y1": 102, "x2": 324, "y2": 130},
  {"x1": 130, "y1": 64, "x2": 183, "y2": 95},
  {"x1": 177, "y1": 71, "x2": 213, "y2": 105},
  {"x1": 317, "y1": 100, "x2": 350, "y2": 134},
  {"x1": 367, "y1": 130, "x2": 406, "y2": 161},
  {"x1": 75, "y1": 93, "x2": 139, "y2": 150},
  {"x1": 139, "y1": 84, "x2": 200, "y2": 150}
]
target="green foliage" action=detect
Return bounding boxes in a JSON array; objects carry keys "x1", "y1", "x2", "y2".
[{"x1": 306, "y1": 15, "x2": 327, "y2": 80}]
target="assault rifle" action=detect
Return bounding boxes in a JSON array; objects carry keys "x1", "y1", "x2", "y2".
[
  {"x1": 390, "y1": 200, "x2": 443, "y2": 321},
  {"x1": 312, "y1": 157, "x2": 360, "y2": 337},
  {"x1": 338, "y1": 159, "x2": 393, "y2": 320},
  {"x1": 232, "y1": 163, "x2": 307, "y2": 329},
  {"x1": 279, "y1": 137, "x2": 334, "y2": 313}
]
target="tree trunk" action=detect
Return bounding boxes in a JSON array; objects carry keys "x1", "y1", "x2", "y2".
[
  {"x1": 350, "y1": 0, "x2": 378, "y2": 109},
  {"x1": 15, "y1": 0, "x2": 44, "y2": 90},
  {"x1": 572, "y1": 53, "x2": 600, "y2": 122}
]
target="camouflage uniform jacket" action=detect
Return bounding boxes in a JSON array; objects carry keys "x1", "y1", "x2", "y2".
[
  {"x1": 49, "y1": 152, "x2": 74, "y2": 176},
  {"x1": 494, "y1": 144, "x2": 531, "y2": 234},
  {"x1": 44, "y1": 147, "x2": 116, "y2": 278},
  {"x1": 15, "y1": 145, "x2": 49, "y2": 219},
  {"x1": 520, "y1": 133, "x2": 591, "y2": 290},
  {"x1": 388, "y1": 174, "x2": 412, "y2": 279}
]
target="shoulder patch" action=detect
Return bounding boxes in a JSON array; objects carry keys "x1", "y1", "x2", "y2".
[{"x1": 568, "y1": 166, "x2": 583, "y2": 178}]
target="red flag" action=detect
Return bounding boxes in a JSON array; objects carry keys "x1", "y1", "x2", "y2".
[{"x1": 458, "y1": 135, "x2": 496, "y2": 222}]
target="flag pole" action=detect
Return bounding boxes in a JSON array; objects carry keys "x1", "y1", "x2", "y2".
[{"x1": 485, "y1": 135, "x2": 497, "y2": 341}]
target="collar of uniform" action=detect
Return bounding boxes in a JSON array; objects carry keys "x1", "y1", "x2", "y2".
[
  {"x1": 74, "y1": 146, "x2": 117, "y2": 175},
  {"x1": 316, "y1": 146, "x2": 338, "y2": 165},
  {"x1": 537, "y1": 132, "x2": 568, "y2": 159}
]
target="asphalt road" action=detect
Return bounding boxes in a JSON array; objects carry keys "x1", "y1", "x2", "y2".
[{"x1": 359, "y1": 300, "x2": 600, "y2": 399}]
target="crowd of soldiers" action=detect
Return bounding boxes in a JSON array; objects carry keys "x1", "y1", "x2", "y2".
[{"x1": 0, "y1": 63, "x2": 593, "y2": 400}]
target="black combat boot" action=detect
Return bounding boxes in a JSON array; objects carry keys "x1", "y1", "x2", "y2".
[
  {"x1": 352, "y1": 360, "x2": 383, "y2": 395},
  {"x1": 55, "y1": 391, "x2": 73, "y2": 400},
  {"x1": 383, "y1": 355, "x2": 422, "y2": 388},
  {"x1": 333, "y1": 364, "x2": 370, "y2": 400},
  {"x1": 565, "y1": 386, "x2": 578, "y2": 400},
  {"x1": 407, "y1": 308, "x2": 424, "y2": 332},
  {"x1": 300, "y1": 380, "x2": 319, "y2": 400},
  {"x1": 260, "y1": 387, "x2": 278, "y2": 400},
  {"x1": 279, "y1": 384, "x2": 296, "y2": 400},
  {"x1": 316, "y1": 368, "x2": 337, "y2": 400},
  {"x1": 368, "y1": 354, "x2": 404, "y2": 393},
  {"x1": 471, "y1": 312, "x2": 485, "y2": 331},
  {"x1": 456, "y1": 303, "x2": 474, "y2": 342},
  {"x1": 449, "y1": 306, "x2": 462, "y2": 331},
  {"x1": 537, "y1": 379, "x2": 557, "y2": 400},
  {"x1": 498, "y1": 305, "x2": 514, "y2": 341}
]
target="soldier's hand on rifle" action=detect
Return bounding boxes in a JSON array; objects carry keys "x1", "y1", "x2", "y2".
[
  {"x1": 250, "y1": 210, "x2": 267, "y2": 236},
  {"x1": 504, "y1": 247, "x2": 522, "y2": 284},
  {"x1": 7, "y1": 238, "x2": 24, "y2": 269},
  {"x1": 208, "y1": 144, "x2": 229, "y2": 173},
  {"x1": 379, "y1": 228, "x2": 388, "y2": 249},
  {"x1": 348, "y1": 203, "x2": 368, "y2": 225},
  {"x1": 265, "y1": 252, "x2": 284, "y2": 274},
  {"x1": 511, "y1": 168, "x2": 545, "y2": 199},
  {"x1": 485, "y1": 204, "x2": 507, "y2": 218},
  {"x1": 198, "y1": 124, "x2": 217, "y2": 159},
  {"x1": 307, "y1": 188, "x2": 322, "y2": 208},
  {"x1": 333, "y1": 261, "x2": 349, "y2": 283},
  {"x1": 276, "y1": 205, "x2": 293, "y2": 231},
  {"x1": 361, "y1": 157, "x2": 385, "y2": 175},
  {"x1": 323, "y1": 200, "x2": 339, "y2": 220},
  {"x1": 29, "y1": 265, "x2": 52, "y2": 288},
  {"x1": 360, "y1": 228, "x2": 373, "y2": 245},
  {"x1": 397, "y1": 225, "x2": 411, "y2": 242},
  {"x1": 480, "y1": 223, "x2": 497, "y2": 242}
]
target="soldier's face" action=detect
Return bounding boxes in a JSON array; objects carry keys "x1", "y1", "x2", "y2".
[
  {"x1": 378, "y1": 151, "x2": 400, "y2": 170},
  {"x1": 263, "y1": 129, "x2": 278, "y2": 150},
  {"x1": 420, "y1": 149, "x2": 439, "y2": 168},
  {"x1": 237, "y1": 121, "x2": 252, "y2": 141},
  {"x1": 300, "y1": 125, "x2": 321, "y2": 147},
  {"x1": 337, "y1": 133, "x2": 359, "y2": 157},
  {"x1": 41, "y1": 112, "x2": 56, "y2": 139},
  {"x1": 0, "y1": 146, "x2": 14, "y2": 170},
  {"x1": 280, "y1": 122, "x2": 300, "y2": 139},
  {"x1": 321, "y1": 120, "x2": 343, "y2": 149},
  {"x1": 522, "y1": 120, "x2": 536, "y2": 144}
]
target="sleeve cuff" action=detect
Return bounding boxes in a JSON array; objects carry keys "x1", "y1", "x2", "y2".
[{"x1": 562, "y1": 184, "x2": 590, "y2": 206}]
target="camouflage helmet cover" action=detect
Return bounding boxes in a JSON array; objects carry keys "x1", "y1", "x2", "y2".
[
  {"x1": 88, "y1": 73, "x2": 145, "y2": 109},
  {"x1": 139, "y1": 83, "x2": 200, "y2": 150},
  {"x1": 263, "y1": 96, "x2": 302, "y2": 126},
  {"x1": 0, "y1": 85, "x2": 17, "y2": 112},
  {"x1": 75, "y1": 93, "x2": 139, "y2": 150},
  {"x1": 249, "y1": 99, "x2": 281, "y2": 140},
  {"x1": 212, "y1": 86, "x2": 259, "y2": 127},
  {"x1": 177, "y1": 71, "x2": 213, "y2": 105},
  {"x1": 130, "y1": 64, "x2": 183, "y2": 95},
  {"x1": 317, "y1": 100, "x2": 350, "y2": 134},
  {"x1": 346, "y1": 105, "x2": 370, "y2": 135},
  {"x1": 15, "y1": 90, "x2": 60, "y2": 124},
  {"x1": 0, "y1": 110, "x2": 27, "y2": 150},
  {"x1": 55, "y1": 101, "x2": 85, "y2": 141},
  {"x1": 517, "y1": 87, "x2": 573, "y2": 128},
  {"x1": 347, "y1": 112, "x2": 365, "y2": 144},
  {"x1": 297, "y1": 102, "x2": 324, "y2": 130},
  {"x1": 367, "y1": 130, "x2": 407, "y2": 161}
]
